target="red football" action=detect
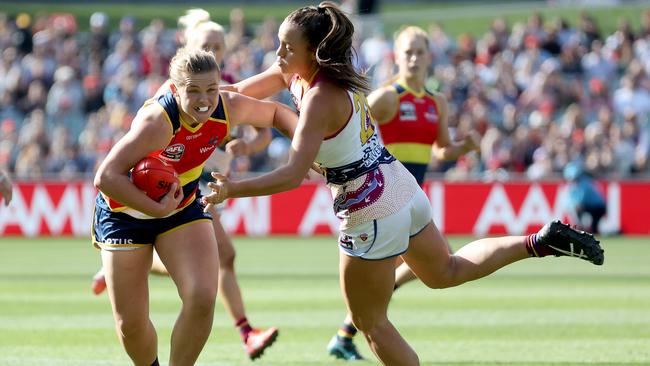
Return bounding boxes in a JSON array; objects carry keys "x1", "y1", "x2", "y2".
[{"x1": 131, "y1": 156, "x2": 180, "y2": 201}]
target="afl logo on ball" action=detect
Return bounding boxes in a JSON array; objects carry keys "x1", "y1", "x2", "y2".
[{"x1": 161, "y1": 143, "x2": 185, "y2": 161}]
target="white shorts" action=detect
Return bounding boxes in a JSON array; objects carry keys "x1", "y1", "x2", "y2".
[{"x1": 337, "y1": 188, "x2": 432, "y2": 260}]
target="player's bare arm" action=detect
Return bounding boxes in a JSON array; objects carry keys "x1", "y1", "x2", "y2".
[
  {"x1": 431, "y1": 92, "x2": 479, "y2": 161},
  {"x1": 94, "y1": 105, "x2": 181, "y2": 217},
  {"x1": 223, "y1": 91, "x2": 298, "y2": 133},
  {"x1": 367, "y1": 86, "x2": 399, "y2": 125},
  {"x1": 227, "y1": 64, "x2": 289, "y2": 99},
  {"x1": 205, "y1": 86, "x2": 329, "y2": 205}
]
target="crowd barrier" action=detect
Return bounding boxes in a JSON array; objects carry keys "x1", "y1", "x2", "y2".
[{"x1": 1, "y1": 180, "x2": 648, "y2": 236}]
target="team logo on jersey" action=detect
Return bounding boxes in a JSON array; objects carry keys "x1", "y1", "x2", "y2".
[
  {"x1": 424, "y1": 106, "x2": 439, "y2": 123},
  {"x1": 339, "y1": 234, "x2": 354, "y2": 250},
  {"x1": 161, "y1": 143, "x2": 185, "y2": 161},
  {"x1": 399, "y1": 102, "x2": 417, "y2": 121},
  {"x1": 199, "y1": 137, "x2": 220, "y2": 154}
]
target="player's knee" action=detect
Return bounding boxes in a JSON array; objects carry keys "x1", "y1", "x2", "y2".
[
  {"x1": 115, "y1": 315, "x2": 148, "y2": 339},
  {"x1": 219, "y1": 249, "x2": 236, "y2": 271},
  {"x1": 418, "y1": 257, "x2": 460, "y2": 289},
  {"x1": 181, "y1": 284, "x2": 218, "y2": 315},
  {"x1": 187, "y1": 292, "x2": 217, "y2": 317},
  {"x1": 352, "y1": 316, "x2": 393, "y2": 345},
  {"x1": 418, "y1": 270, "x2": 456, "y2": 289},
  {"x1": 349, "y1": 312, "x2": 382, "y2": 334}
]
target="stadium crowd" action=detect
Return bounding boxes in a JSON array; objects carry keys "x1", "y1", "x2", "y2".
[{"x1": 0, "y1": 7, "x2": 649, "y2": 181}]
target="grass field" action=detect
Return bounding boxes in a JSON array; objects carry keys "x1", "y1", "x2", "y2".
[{"x1": 0, "y1": 235, "x2": 649, "y2": 365}]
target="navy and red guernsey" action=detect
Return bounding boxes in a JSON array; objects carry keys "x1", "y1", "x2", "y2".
[{"x1": 100, "y1": 91, "x2": 230, "y2": 218}]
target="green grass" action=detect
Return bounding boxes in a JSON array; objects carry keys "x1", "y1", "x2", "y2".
[
  {"x1": 1, "y1": 1, "x2": 649, "y2": 38},
  {"x1": 0, "y1": 235, "x2": 649, "y2": 365}
]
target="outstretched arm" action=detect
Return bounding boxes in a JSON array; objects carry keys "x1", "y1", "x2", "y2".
[
  {"x1": 222, "y1": 64, "x2": 290, "y2": 100},
  {"x1": 431, "y1": 94, "x2": 480, "y2": 160},
  {"x1": 204, "y1": 88, "x2": 329, "y2": 206},
  {"x1": 224, "y1": 91, "x2": 299, "y2": 137}
]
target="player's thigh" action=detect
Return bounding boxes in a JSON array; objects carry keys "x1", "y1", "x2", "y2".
[
  {"x1": 155, "y1": 220, "x2": 219, "y2": 297},
  {"x1": 401, "y1": 221, "x2": 454, "y2": 288},
  {"x1": 101, "y1": 246, "x2": 153, "y2": 320},
  {"x1": 339, "y1": 252, "x2": 395, "y2": 330},
  {"x1": 207, "y1": 206, "x2": 235, "y2": 264}
]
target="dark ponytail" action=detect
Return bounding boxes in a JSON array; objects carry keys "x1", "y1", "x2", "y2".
[{"x1": 286, "y1": 1, "x2": 369, "y2": 93}]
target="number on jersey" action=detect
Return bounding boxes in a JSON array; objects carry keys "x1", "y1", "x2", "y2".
[{"x1": 353, "y1": 92, "x2": 375, "y2": 145}]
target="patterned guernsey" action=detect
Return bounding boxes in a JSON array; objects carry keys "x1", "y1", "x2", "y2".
[
  {"x1": 98, "y1": 91, "x2": 230, "y2": 219},
  {"x1": 289, "y1": 73, "x2": 418, "y2": 229}
]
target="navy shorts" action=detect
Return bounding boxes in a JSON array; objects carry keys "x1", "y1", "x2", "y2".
[{"x1": 92, "y1": 197, "x2": 212, "y2": 251}]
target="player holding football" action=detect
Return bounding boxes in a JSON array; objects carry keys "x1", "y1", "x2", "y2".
[
  {"x1": 91, "y1": 9, "x2": 279, "y2": 360},
  {"x1": 202, "y1": 3, "x2": 604, "y2": 365},
  {"x1": 92, "y1": 47, "x2": 297, "y2": 366}
]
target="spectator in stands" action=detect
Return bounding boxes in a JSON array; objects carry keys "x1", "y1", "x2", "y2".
[
  {"x1": 46, "y1": 65, "x2": 85, "y2": 138},
  {"x1": 0, "y1": 168, "x2": 11, "y2": 206},
  {"x1": 613, "y1": 74, "x2": 650, "y2": 117},
  {"x1": 102, "y1": 37, "x2": 139, "y2": 81},
  {"x1": 12, "y1": 13, "x2": 33, "y2": 55},
  {"x1": 16, "y1": 78, "x2": 46, "y2": 114},
  {"x1": 109, "y1": 15, "x2": 137, "y2": 49},
  {"x1": 226, "y1": 7, "x2": 254, "y2": 50},
  {"x1": 581, "y1": 39, "x2": 617, "y2": 86},
  {"x1": 88, "y1": 12, "x2": 109, "y2": 61},
  {"x1": 564, "y1": 162, "x2": 607, "y2": 234}
]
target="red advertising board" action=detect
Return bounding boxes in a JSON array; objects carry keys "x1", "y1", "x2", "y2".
[{"x1": 1, "y1": 180, "x2": 649, "y2": 237}]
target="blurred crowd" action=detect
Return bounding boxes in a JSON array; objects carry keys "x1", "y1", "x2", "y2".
[{"x1": 0, "y1": 6, "x2": 649, "y2": 181}]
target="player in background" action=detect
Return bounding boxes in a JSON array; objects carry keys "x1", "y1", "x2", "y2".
[
  {"x1": 0, "y1": 169, "x2": 12, "y2": 206},
  {"x1": 91, "y1": 9, "x2": 279, "y2": 360},
  {"x1": 203, "y1": 3, "x2": 604, "y2": 365},
  {"x1": 325, "y1": 25, "x2": 481, "y2": 361}
]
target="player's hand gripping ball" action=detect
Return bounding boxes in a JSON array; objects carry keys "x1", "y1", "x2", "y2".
[{"x1": 131, "y1": 157, "x2": 180, "y2": 201}]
